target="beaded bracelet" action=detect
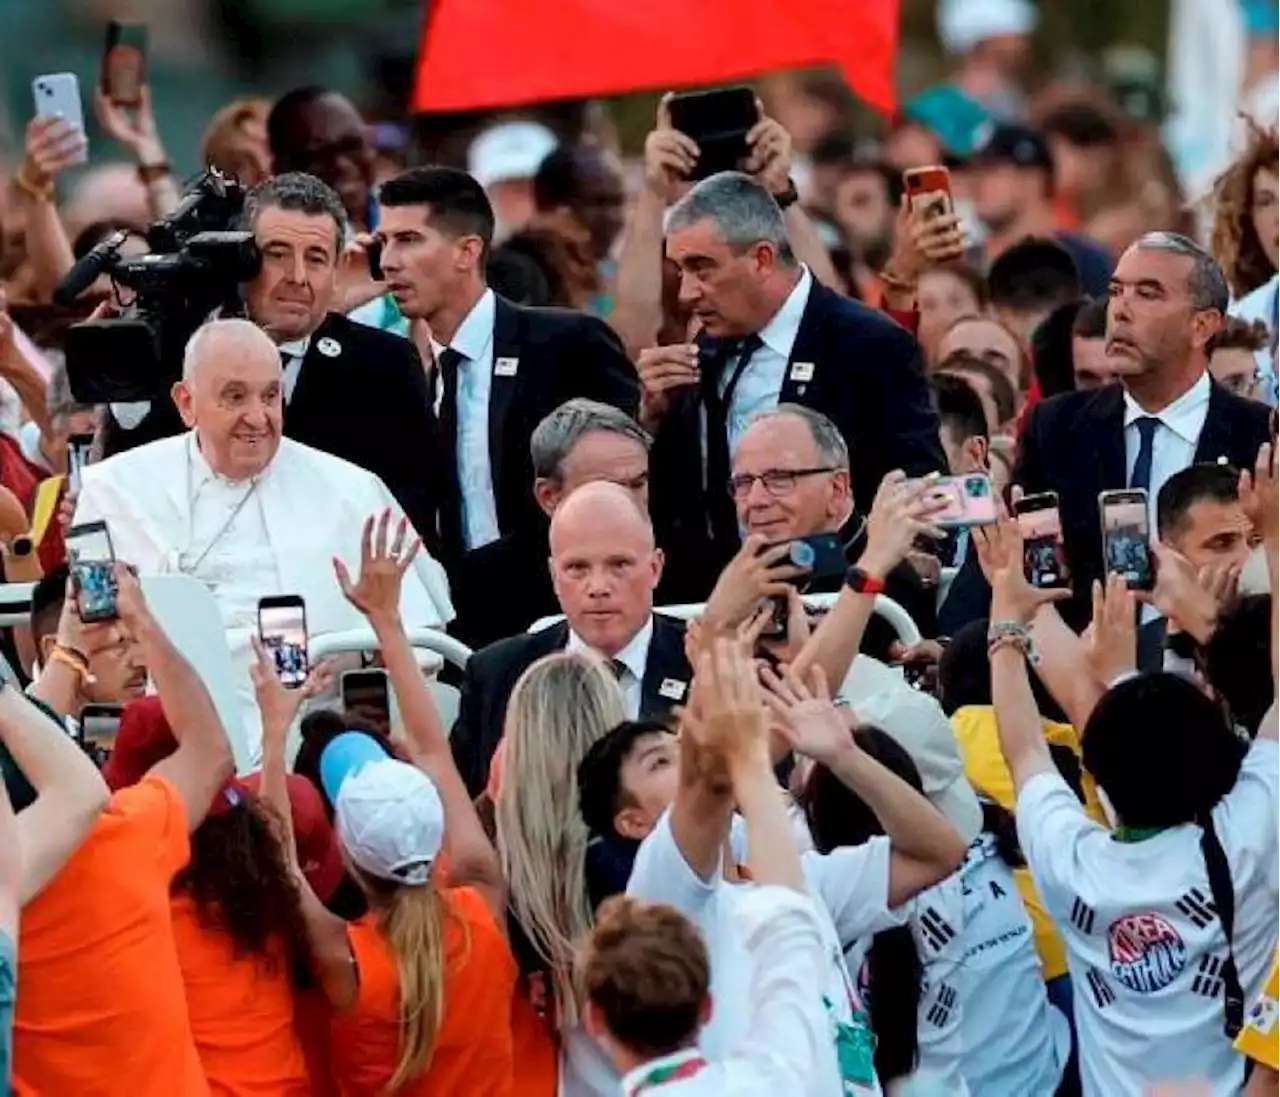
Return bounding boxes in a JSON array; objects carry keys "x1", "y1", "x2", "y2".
[{"x1": 987, "y1": 619, "x2": 1039, "y2": 665}]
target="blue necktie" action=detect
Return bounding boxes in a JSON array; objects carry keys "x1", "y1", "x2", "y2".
[{"x1": 1129, "y1": 416, "x2": 1160, "y2": 491}]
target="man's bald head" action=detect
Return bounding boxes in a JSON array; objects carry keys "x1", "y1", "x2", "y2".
[
  {"x1": 549, "y1": 480, "x2": 662, "y2": 657},
  {"x1": 550, "y1": 480, "x2": 655, "y2": 555},
  {"x1": 173, "y1": 319, "x2": 284, "y2": 481}
]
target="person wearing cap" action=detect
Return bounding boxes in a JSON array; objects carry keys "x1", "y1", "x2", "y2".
[
  {"x1": 13, "y1": 566, "x2": 233, "y2": 1097},
  {"x1": 936, "y1": 0, "x2": 1036, "y2": 121},
  {"x1": 100, "y1": 693, "x2": 322, "y2": 1097},
  {"x1": 970, "y1": 122, "x2": 1114, "y2": 299},
  {"x1": 468, "y1": 120, "x2": 560, "y2": 240},
  {"x1": 257, "y1": 512, "x2": 515, "y2": 1097}
]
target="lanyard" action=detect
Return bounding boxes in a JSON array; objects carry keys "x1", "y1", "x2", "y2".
[
  {"x1": 627, "y1": 1054, "x2": 708, "y2": 1096},
  {"x1": 1113, "y1": 825, "x2": 1167, "y2": 843}
]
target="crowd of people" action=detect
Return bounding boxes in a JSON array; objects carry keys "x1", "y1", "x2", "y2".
[{"x1": 0, "y1": 4, "x2": 1278, "y2": 1094}]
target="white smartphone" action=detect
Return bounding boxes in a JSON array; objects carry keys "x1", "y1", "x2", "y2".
[{"x1": 32, "y1": 73, "x2": 87, "y2": 164}]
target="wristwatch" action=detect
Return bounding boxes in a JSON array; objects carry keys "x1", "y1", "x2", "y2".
[
  {"x1": 772, "y1": 178, "x2": 799, "y2": 210},
  {"x1": 844, "y1": 566, "x2": 887, "y2": 595}
]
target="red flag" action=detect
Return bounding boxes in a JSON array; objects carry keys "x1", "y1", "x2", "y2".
[{"x1": 412, "y1": 0, "x2": 899, "y2": 117}]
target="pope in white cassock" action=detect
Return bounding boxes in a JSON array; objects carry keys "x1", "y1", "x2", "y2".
[{"x1": 72, "y1": 318, "x2": 454, "y2": 753}]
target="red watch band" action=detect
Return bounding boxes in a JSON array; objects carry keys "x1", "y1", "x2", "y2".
[{"x1": 845, "y1": 566, "x2": 887, "y2": 595}]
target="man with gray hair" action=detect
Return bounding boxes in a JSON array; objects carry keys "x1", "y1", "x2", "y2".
[
  {"x1": 1017, "y1": 231, "x2": 1272, "y2": 627},
  {"x1": 639, "y1": 170, "x2": 944, "y2": 599},
  {"x1": 451, "y1": 396, "x2": 652, "y2": 646}
]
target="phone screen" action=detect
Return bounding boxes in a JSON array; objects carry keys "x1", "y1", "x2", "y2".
[
  {"x1": 67, "y1": 433, "x2": 94, "y2": 494},
  {"x1": 342, "y1": 670, "x2": 391, "y2": 730},
  {"x1": 925, "y1": 474, "x2": 998, "y2": 528},
  {"x1": 259, "y1": 600, "x2": 308, "y2": 688},
  {"x1": 1016, "y1": 498, "x2": 1070, "y2": 589},
  {"x1": 904, "y1": 166, "x2": 954, "y2": 221},
  {"x1": 67, "y1": 522, "x2": 117, "y2": 622},
  {"x1": 1101, "y1": 497, "x2": 1154, "y2": 590},
  {"x1": 668, "y1": 86, "x2": 757, "y2": 179}
]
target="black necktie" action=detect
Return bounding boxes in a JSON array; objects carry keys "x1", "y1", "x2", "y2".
[
  {"x1": 280, "y1": 350, "x2": 296, "y2": 404},
  {"x1": 702, "y1": 334, "x2": 763, "y2": 545},
  {"x1": 609, "y1": 658, "x2": 628, "y2": 682},
  {"x1": 436, "y1": 348, "x2": 465, "y2": 553},
  {"x1": 1129, "y1": 416, "x2": 1160, "y2": 492}
]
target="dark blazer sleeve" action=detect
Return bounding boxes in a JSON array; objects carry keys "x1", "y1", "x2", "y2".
[
  {"x1": 562, "y1": 313, "x2": 640, "y2": 417},
  {"x1": 876, "y1": 334, "x2": 949, "y2": 479},
  {"x1": 372, "y1": 336, "x2": 441, "y2": 545},
  {"x1": 1013, "y1": 400, "x2": 1051, "y2": 496},
  {"x1": 450, "y1": 653, "x2": 496, "y2": 798}
]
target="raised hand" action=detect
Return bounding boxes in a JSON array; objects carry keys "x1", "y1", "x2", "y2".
[
  {"x1": 93, "y1": 85, "x2": 165, "y2": 167},
  {"x1": 112, "y1": 564, "x2": 153, "y2": 632},
  {"x1": 22, "y1": 115, "x2": 86, "y2": 191},
  {"x1": 978, "y1": 515, "x2": 1071, "y2": 625},
  {"x1": 636, "y1": 344, "x2": 700, "y2": 430},
  {"x1": 1239, "y1": 441, "x2": 1278, "y2": 547},
  {"x1": 332, "y1": 509, "x2": 421, "y2": 625},
  {"x1": 861, "y1": 471, "x2": 948, "y2": 578},
  {"x1": 1084, "y1": 574, "x2": 1137, "y2": 687},
  {"x1": 643, "y1": 93, "x2": 699, "y2": 201},
  {"x1": 703, "y1": 534, "x2": 806, "y2": 632},
  {"x1": 761, "y1": 663, "x2": 851, "y2": 766},
  {"x1": 1144, "y1": 542, "x2": 1231, "y2": 641},
  {"x1": 882, "y1": 198, "x2": 966, "y2": 287},
  {"x1": 679, "y1": 636, "x2": 768, "y2": 762},
  {"x1": 743, "y1": 100, "x2": 793, "y2": 195},
  {"x1": 249, "y1": 634, "x2": 333, "y2": 744}
]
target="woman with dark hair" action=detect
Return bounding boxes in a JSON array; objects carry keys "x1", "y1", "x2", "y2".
[
  {"x1": 101, "y1": 696, "x2": 318, "y2": 1095},
  {"x1": 800, "y1": 720, "x2": 1069, "y2": 1096}
]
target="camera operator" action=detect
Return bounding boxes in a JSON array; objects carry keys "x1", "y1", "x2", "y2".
[{"x1": 239, "y1": 173, "x2": 439, "y2": 541}]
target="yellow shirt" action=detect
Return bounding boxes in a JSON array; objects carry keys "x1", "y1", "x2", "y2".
[
  {"x1": 950, "y1": 705, "x2": 1107, "y2": 981},
  {"x1": 1235, "y1": 952, "x2": 1280, "y2": 1070}
]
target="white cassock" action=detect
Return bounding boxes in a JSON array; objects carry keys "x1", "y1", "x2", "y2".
[{"x1": 73, "y1": 432, "x2": 454, "y2": 755}]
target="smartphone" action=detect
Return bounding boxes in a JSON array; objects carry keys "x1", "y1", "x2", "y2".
[
  {"x1": 32, "y1": 74, "x2": 87, "y2": 165},
  {"x1": 667, "y1": 86, "x2": 758, "y2": 180},
  {"x1": 77, "y1": 703, "x2": 123, "y2": 755},
  {"x1": 923, "y1": 473, "x2": 998, "y2": 529},
  {"x1": 101, "y1": 22, "x2": 147, "y2": 108},
  {"x1": 257, "y1": 595, "x2": 309, "y2": 689},
  {"x1": 366, "y1": 237, "x2": 385, "y2": 282},
  {"x1": 903, "y1": 165, "x2": 954, "y2": 221},
  {"x1": 67, "y1": 432, "x2": 94, "y2": 494},
  {"x1": 757, "y1": 532, "x2": 847, "y2": 638},
  {"x1": 342, "y1": 668, "x2": 391, "y2": 729},
  {"x1": 1099, "y1": 489, "x2": 1154, "y2": 591},
  {"x1": 66, "y1": 520, "x2": 118, "y2": 622},
  {"x1": 1015, "y1": 492, "x2": 1071, "y2": 589}
]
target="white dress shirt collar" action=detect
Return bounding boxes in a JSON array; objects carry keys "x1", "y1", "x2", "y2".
[
  {"x1": 277, "y1": 335, "x2": 311, "y2": 403},
  {"x1": 619, "y1": 1047, "x2": 705, "y2": 1097},
  {"x1": 1122, "y1": 371, "x2": 1211, "y2": 444},
  {"x1": 755, "y1": 266, "x2": 812, "y2": 360},
  {"x1": 277, "y1": 334, "x2": 311, "y2": 359},
  {"x1": 431, "y1": 288, "x2": 496, "y2": 363},
  {"x1": 566, "y1": 613, "x2": 654, "y2": 683},
  {"x1": 187, "y1": 430, "x2": 271, "y2": 489}
]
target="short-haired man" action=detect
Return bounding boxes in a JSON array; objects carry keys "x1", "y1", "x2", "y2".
[
  {"x1": 1070, "y1": 297, "x2": 1116, "y2": 390},
  {"x1": 641, "y1": 171, "x2": 945, "y2": 598},
  {"x1": 1017, "y1": 233, "x2": 1273, "y2": 627},
  {"x1": 1157, "y1": 463, "x2": 1253, "y2": 572},
  {"x1": 242, "y1": 172, "x2": 440, "y2": 540},
  {"x1": 986, "y1": 236, "x2": 1085, "y2": 349},
  {"x1": 450, "y1": 481, "x2": 690, "y2": 797},
  {"x1": 452, "y1": 397, "x2": 653, "y2": 645},
  {"x1": 375, "y1": 166, "x2": 638, "y2": 581},
  {"x1": 532, "y1": 145, "x2": 627, "y2": 268}
]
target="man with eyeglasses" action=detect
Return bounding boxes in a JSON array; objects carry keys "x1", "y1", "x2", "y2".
[{"x1": 725, "y1": 404, "x2": 937, "y2": 657}]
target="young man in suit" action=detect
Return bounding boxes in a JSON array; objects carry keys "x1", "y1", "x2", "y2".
[
  {"x1": 1016, "y1": 232, "x2": 1273, "y2": 627},
  {"x1": 450, "y1": 481, "x2": 690, "y2": 798},
  {"x1": 241, "y1": 172, "x2": 439, "y2": 543},
  {"x1": 639, "y1": 171, "x2": 946, "y2": 598},
  {"x1": 376, "y1": 166, "x2": 639, "y2": 572}
]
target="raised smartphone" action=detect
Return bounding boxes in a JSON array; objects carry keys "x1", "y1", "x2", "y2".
[
  {"x1": 66, "y1": 520, "x2": 117, "y2": 622},
  {"x1": 924, "y1": 473, "x2": 998, "y2": 529},
  {"x1": 32, "y1": 74, "x2": 87, "y2": 164},
  {"x1": 1099, "y1": 489, "x2": 1154, "y2": 591},
  {"x1": 1014, "y1": 491, "x2": 1071, "y2": 589},
  {"x1": 257, "y1": 595, "x2": 308, "y2": 688}
]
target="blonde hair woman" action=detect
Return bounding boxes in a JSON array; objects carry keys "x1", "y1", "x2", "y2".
[{"x1": 493, "y1": 651, "x2": 626, "y2": 1097}]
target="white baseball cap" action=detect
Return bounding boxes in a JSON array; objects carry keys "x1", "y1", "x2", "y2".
[
  {"x1": 937, "y1": 0, "x2": 1037, "y2": 55},
  {"x1": 468, "y1": 121, "x2": 558, "y2": 189},
  {"x1": 334, "y1": 758, "x2": 445, "y2": 886}
]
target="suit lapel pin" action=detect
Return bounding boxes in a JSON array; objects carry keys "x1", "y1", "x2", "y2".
[
  {"x1": 317, "y1": 337, "x2": 341, "y2": 358},
  {"x1": 495, "y1": 357, "x2": 519, "y2": 377},
  {"x1": 789, "y1": 361, "x2": 815, "y2": 383},
  {"x1": 658, "y1": 678, "x2": 687, "y2": 701}
]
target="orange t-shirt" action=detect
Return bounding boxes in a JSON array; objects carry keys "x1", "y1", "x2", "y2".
[
  {"x1": 330, "y1": 885, "x2": 517, "y2": 1097},
  {"x1": 14, "y1": 774, "x2": 209, "y2": 1097},
  {"x1": 169, "y1": 892, "x2": 311, "y2": 1097}
]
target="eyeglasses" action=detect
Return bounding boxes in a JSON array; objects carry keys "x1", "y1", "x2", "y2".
[{"x1": 728, "y1": 467, "x2": 837, "y2": 499}]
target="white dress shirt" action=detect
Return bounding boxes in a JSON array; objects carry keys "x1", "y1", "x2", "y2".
[
  {"x1": 701, "y1": 266, "x2": 814, "y2": 470},
  {"x1": 278, "y1": 334, "x2": 311, "y2": 404},
  {"x1": 1122, "y1": 371, "x2": 1212, "y2": 532},
  {"x1": 432, "y1": 289, "x2": 501, "y2": 550},
  {"x1": 614, "y1": 887, "x2": 831, "y2": 1097},
  {"x1": 566, "y1": 615, "x2": 653, "y2": 721}
]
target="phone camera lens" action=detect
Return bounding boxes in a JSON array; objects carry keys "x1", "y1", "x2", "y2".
[{"x1": 789, "y1": 541, "x2": 816, "y2": 569}]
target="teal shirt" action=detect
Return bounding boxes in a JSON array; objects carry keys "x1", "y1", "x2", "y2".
[{"x1": 0, "y1": 928, "x2": 14, "y2": 1095}]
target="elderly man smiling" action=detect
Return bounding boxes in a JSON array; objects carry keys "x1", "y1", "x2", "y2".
[{"x1": 72, "y1": 318, "x2": 453, "y2": 751}]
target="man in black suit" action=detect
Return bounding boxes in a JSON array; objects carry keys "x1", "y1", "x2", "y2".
[
  {"x1": 639, "y1": 171, "x2": 946, "y2": 599},
  {"x1": 240, "y1": 173, "x2": 439, "y2": 541},
  {"x1": 1016, "y1": 232, "x2": 1272, "y2": 628},
  {"x1": 375, "y1": 167, "x2": 639, "y2": 579},
  {"x1": 450, "y1": 481, "x2": 690, "y2": 797}
]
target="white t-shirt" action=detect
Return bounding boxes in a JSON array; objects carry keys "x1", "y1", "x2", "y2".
[
  {"x1": 629, "y1": 810, "x2": 902, "y2": 1097},
  {"x1": 1016, "y1": 738, "x2": 1280, "y2": 1097},
  {"x1": 956, "y1": 833, "x2": 1069, "y2": 1096}
]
